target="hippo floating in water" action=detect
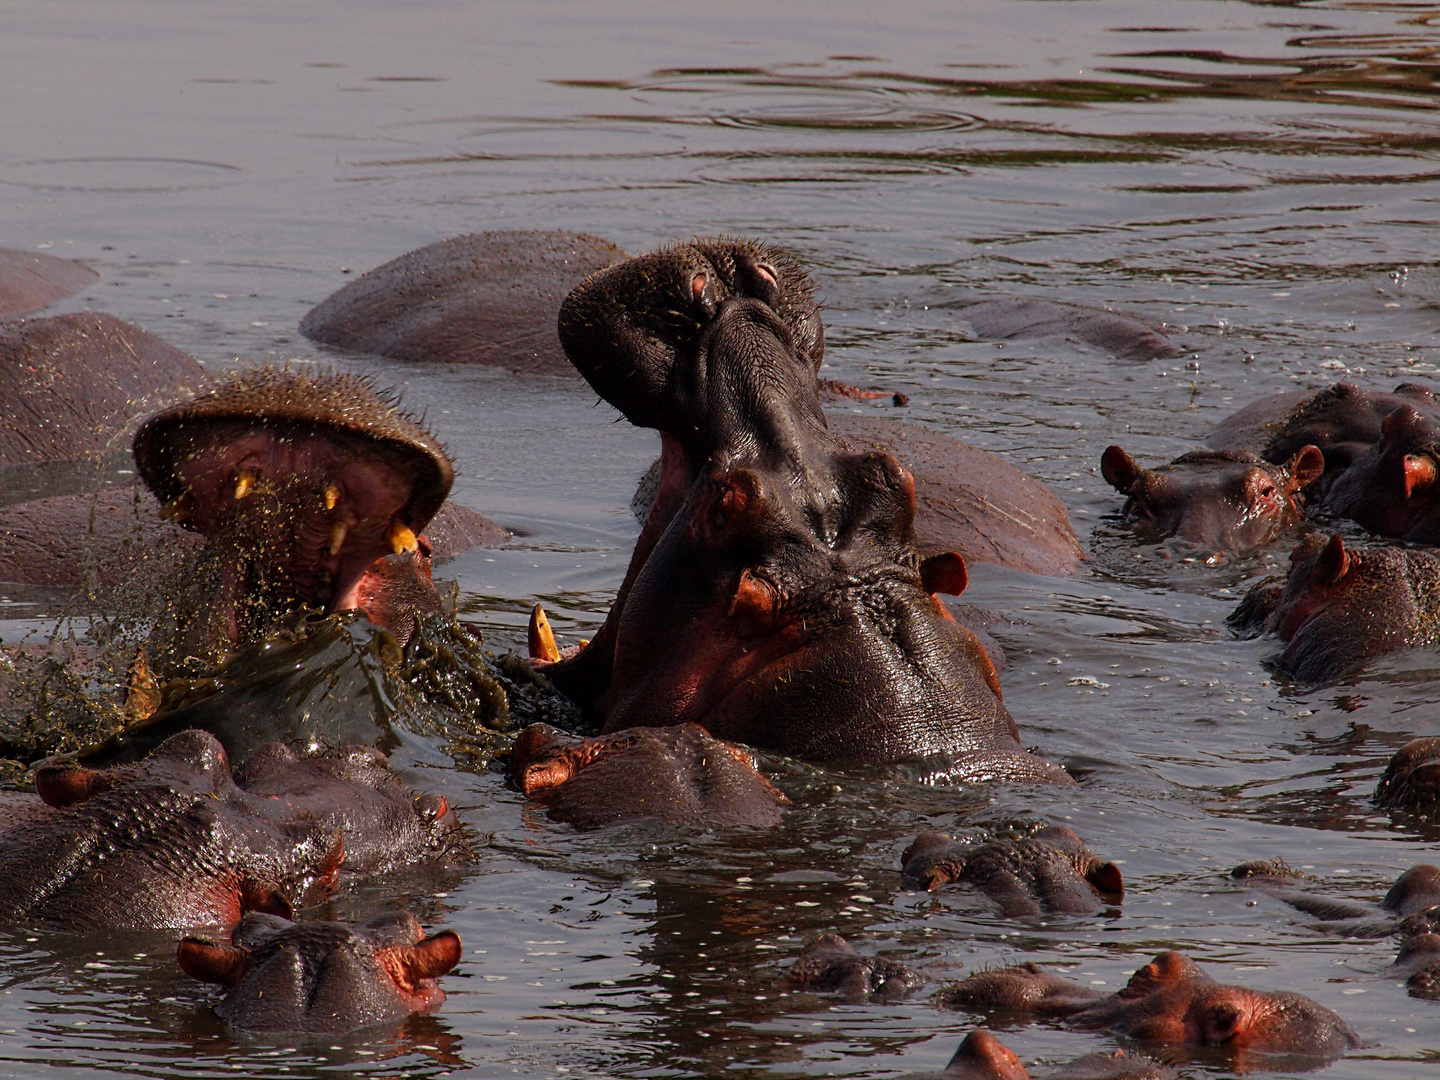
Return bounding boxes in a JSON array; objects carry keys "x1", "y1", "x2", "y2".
[
  {"x1": 1229, "y1": 532, "x2": 1440, "y2": 681},
  {"x1": 0, "y1": 247, "x2": 97, "y2": 319},
  {"x1": 1376, "y1": 737, "x2": 1440, "y2": 811},
  {"x1": 780, "y1": 932, "x2": 926, "y2": 1001},
  {"x1": 941, "y1": 950, "x2": 1358, "y2": 1067},
  {"x1": 536, "y1": 237, "x2": 1068, "y2": 779},
  {"x1": 915, "y1": 1028, "x2": 1176, "y2": 1080},
  {"x1": 0, "y1": 729, "x2": 461, "y2": 931},
  {"x1": 178, "y1": 910, "x2": 462, "y2": 1034}
]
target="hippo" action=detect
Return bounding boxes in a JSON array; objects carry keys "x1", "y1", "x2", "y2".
[
  {"x1": 1228, "y1": 532, "x2": 1440, "y2": 681},
  {"x1": 177, "y1": 910, "x2": 462, "y2": 1034},
  {"x1": 299, "y1": 230, "x2": 626, "y2": 376},
  {"x1": 537, "y1": 237, "x2": 1069, "y2": 779},
  {"x1": 1099, "y1": 445, "x2": 1323, "y2": 553},
  {"x1": 509, "y1": 721, "x2": 788, "y2": 830},
  {"x1": 915, "y1": 1029, "x2": 1176, "y2": 1080},
  {"x1": 900, "y1": 827, "x2": 1123, "y2": 917},
  {"x1": 1321, "y1": 403, "x2": 1440, "y2": 541},
  {"x1": 0, "y1": 247, "x2": 97, "y2": 318},
  {"x1": 956, "y1": 299, "x2": 1184, "y2": 362},
  {"x1": 1375, "y1": 737, "x2": 1440, "y2": 810},
  {"x1": 131, "y1": 369, "x2": 457, "y2": 671},
  {"x1": 940, "y1": 951, "x2": 1358, "y2": 1066},
  {"x1": 780, "y1": 932, "x2": 926, "y2": 1000},
  {"x1": 0, "y1": 728, "x2": 461, "y2": 931}
]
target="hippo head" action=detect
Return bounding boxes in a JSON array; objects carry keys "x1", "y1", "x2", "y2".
[
  {"x1": 1323, "y1": 404, "x2": 1440, "y2": 539},
  {"x1": 938, "y1": 1030, "x2": 1032, "y2": 1080},
  {"x1": 133, "y1": 370, "x2": 452, "y2": 649},
  {"x1": 1101, "y1": 445, "x2": 1323, "y2": 553},
  {"x1": 1376, "y1": 738, "x2": 1440, "y2": 811},
  {"x1": 547, "y1": 238, "x2": 1064, "y2": 775},
  {"x1": 1076, "y1": 951, "x2": 1359, "y2": 1063},
  {"x1": 178, "y1": 911, "x2": 461, "y2": 1033}
]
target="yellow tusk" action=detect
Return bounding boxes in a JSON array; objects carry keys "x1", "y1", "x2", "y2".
[
  {"x1": 388, "y1": 521, "x2": 418, "y2": 555},
  {"x1": 160, "y1": 493, "x2": 193, "y2": 523},
  {"x1": 323, "y1": 483, "x2": 339, "y2": 511},
  {"x1": 529, "y1": 604, "x2": 561, "y2": 663},
  {"x1": 234, "y1": 470, "x2": 255, "y2": 500},
  {"x1": 327, "y1": 521, "x2": 348, "y2": 556}
]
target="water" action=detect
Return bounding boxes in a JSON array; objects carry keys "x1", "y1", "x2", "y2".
[{"x1": 3, "y1": 1, "x2": 1440, "y2": 1075}]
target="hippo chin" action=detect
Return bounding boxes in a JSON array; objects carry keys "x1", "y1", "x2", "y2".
[
  {"x1": 942, "y1": 951, "x2": 1358, "y2": 1065},
  {"x1": 133, "y1": 369, "x2": 456, "y2": 670},
  {"x1": 538, "y1": 238, "x2": 1067, "y2": 780},
  {"x1": 0, "y1": 729, "x2": 462, "y2": 931},
  {"x1": 178, "y1": 910, "x2": 461, "y2": 1034}
]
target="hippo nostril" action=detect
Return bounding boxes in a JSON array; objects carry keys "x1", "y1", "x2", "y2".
[
  {"x1": 754, "y1": 262, "x2": 778, "y2": 288},
  {"x1": 691, "y1": 272, "x2": 708, "y2": 302}
]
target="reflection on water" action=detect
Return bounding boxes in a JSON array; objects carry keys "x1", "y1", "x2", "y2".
[{"x1": 2, "y1": 0, "x2": 1440, "y2": 1076}]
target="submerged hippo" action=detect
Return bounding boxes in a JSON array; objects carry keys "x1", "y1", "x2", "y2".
[
  {"x1": 780, "y1": 932, "x2": 926, "y2": 1001},
  {"x1": 0, "y1": 247, "x2": 97, "y2": 318},
  {"x1": 1376, "y1": 737, "x2": 1440, "y2": 811},
  {"x1": 918, "y1": 1029, "x2": 1175, "y2": 1080},
  {"x1": 178, "y1": 910, "x2": 461, "y2": 1034},
  {"x1": 1229, "y1": 532, "x2": 1440, "y2": 681},
  {"x1": 538, "y1": 237, "x2": 1068, "y2": 779},
  {"x1": 1100, "y1": 445, "x2": 1323, "y2": 553},
  {"x1": 900, "y1": 827, "x2": 1123, "y2": 917},
  {"x1": 0, "y1": 728, "x2": 461, "y2": 931},
  {"x1": 941, "y1": 951, "x2": 1358, "y2": 1066}
]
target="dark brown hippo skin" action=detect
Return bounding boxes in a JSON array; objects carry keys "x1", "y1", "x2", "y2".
[
  {"x1": 941, "y1": 951, "x2": 1358, "y2": 1065},
  {"x1": 1321, "y1": 403, "x2": 1440, "y2": 542},
  {"x1": 0, "y1": 312, "x2": 205, "y2": 468},
  {"x1": 0, "y1": 247, "x2": 98, "y2": 318},
  {"x1": 299, "y1": 230, "x2": 626, "y2": 376},
  {"x1": 542, "y1": 237, "x2": 1069, "y2": 778},
  {"x1": 957, "y1": 299, "x2": 1184, "y2": 362},
  {"x1": 832, "y1": 414, "x2": 1082, "y2": 576},
  {"x1": 1099, "y1": 445, "x2": 1323, "y2": 553},
  {"x1": 912, "y1": 1029, "x2": 1176, "y2": 1080},
  {"x1": 509, "y1": 721, "x2": 788, "y2": 830},
  {"x1": 178, "y1": 910, "x2": 461, "y2": 1033},
  {"x1": 132, "y1": 370, "x2": 459, "y2": 666},
  {"x1": 1375, "y1": 737, "x2": 1440, "y2": 810},
  {"x1": 779, "y1": 932, "x2": 925, "y2": 1001},
  {"x1": 0, "y1": 728, "x2": 460, "y2": 931},
  {"x1": 1229, "y1": 532, "x2": 1440, "y2": 681},
  {"x1": 900, "y1": 827, "x2": 1122, "y2": 917}
]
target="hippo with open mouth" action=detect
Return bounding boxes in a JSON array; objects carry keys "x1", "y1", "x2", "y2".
[{"x1": 531, "y1": 238, "x2": 1067, "y2": 780}]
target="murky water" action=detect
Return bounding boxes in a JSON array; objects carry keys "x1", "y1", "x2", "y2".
[{"x1": 3, "y1": 1, "x2": 1440, "y2": 1075}]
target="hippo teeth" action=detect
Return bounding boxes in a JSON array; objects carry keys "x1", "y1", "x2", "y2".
[
  {"x1": 323, "y1": 483, "x2": 339, "y2": 510},
  {"x1": 327, "y1": 521, "x2": 348, "y2": 557},
  {"x1": 160, "y1": 493, "x2": 193, "y2": 523},
  {"x1": 529, "y1": 603, "x2": 561, "y2": 663},
  {"x1": 388, "y1": 521, "x2": 419, "y2": 555},
  {"x1": 233, "y1": 470, "x2": 255, "y2": 500}
]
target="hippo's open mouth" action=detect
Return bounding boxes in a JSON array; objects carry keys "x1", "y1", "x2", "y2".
[{"x1": 134, "y1": 370, "x2": 452, "y2": 637}]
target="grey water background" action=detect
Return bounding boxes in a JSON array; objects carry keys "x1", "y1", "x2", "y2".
[{"x1": 3, "y1": 0, "x2": 1440, "y2": 1075}]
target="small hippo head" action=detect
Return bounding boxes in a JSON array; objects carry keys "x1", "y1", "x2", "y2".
[
  {"x1": 1101, "y1": 445, "x2": 1323, "y2": 553},
  {"x1": 937, "y1": 1030, "x2": 1032, "y2": 1080},
  {"x1": 1323, "y1": 404, "x2": 1440, "y2": 540},
  {"x1": 1376, "y1": 738, "x2": 1440, "y2": 811},
  {"x1": 133, "y1": 370, "x2": 452, "y2": 649},
  {"x1": 178, "y1": 911, "x2": 461, "y2": 1034},
  {"x1": 1077, "y1": 951, "x2": 1359, "y2": 1063}
]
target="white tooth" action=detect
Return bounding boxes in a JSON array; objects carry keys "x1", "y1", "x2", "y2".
[
  {"x1": 234, "y1": 471, "x2": 255, "y2": 500},
  {"x1": 327, "y1": 521, "x2": 348, "y2": 556},
  {"x1": 323, "y1": 483, "x2": 339, "y2": 510},
  {"x1": 388, "y1": 521, "x2": 418, "y2": 555}
]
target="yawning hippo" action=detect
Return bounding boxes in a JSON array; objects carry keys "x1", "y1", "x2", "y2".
[
  {"x1": 178, "y1": 910, "x2": 462, "y2": 1034},
  {"x1": 539, "y1": 237, "x2": 1068, "y2": 779}
]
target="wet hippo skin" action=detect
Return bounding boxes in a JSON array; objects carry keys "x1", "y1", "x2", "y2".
[
  {"x1": 0, "y1": 729, "x2": 461, "y2": 931},
  {"x1": 780, "y1": 932, "x2": 926, "y2": 1000},
  {"x1": 0, "y1": 247, "x2": 98, "y2": 318},
  {"x1": 916, "y1": 1028, "x2": 1177, "y2": 1080},
  {"x1": 178, "y1": 910, "x2": 461, "y2": 1033},
  {"x1": 1229, "y1": 532, "x2": 1440, "y2": 681},
  {"x1": 941, "y1": 951, "x2": 1358, "y2": 1065},
  {"x1": 957, "y1": 298, "x2": 1184, "y2": 362},
  {"x1": 299, "y1": 230, "x2": 627, "y2": 376},
  {"x1": 542, "y1": 237, "x2": 1070, "y2": 779}
]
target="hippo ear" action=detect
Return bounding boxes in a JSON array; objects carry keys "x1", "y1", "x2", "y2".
[
  {"x1": 1316, "y1": 534, "x2": 1350, "y2": 585},
  {"x1": 395, "y1": 930, "x2": 463, "y2": 988},
  {"x1": 1085, "y1": 861, "x2": 1124, "y2": 899},
  {"x1": 920, "y1": 552, "x2": 968, "y2": 597},
  {"x1": 1199, "y1": 1000, "x2": 1246, "y2": 1045},
  {"x1": 1100, "y1": 446, "x2": 1144, "y2": 494},
  {"x1": 1404, "y1": 454, "x2": 1437, "y2": 499},
  {"x1": 943, "y1": 1029, "x2": 1029, "y2": 1080},
  {"x1": 34, "y1": 765, "x2": 113, "y2": 808},
  {"x1": 177, "y1": 939, "x2": 252, "y2": 987},
  {"x1": 1286, "y1": 445, "x2": 1325, "y2": 491}
]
